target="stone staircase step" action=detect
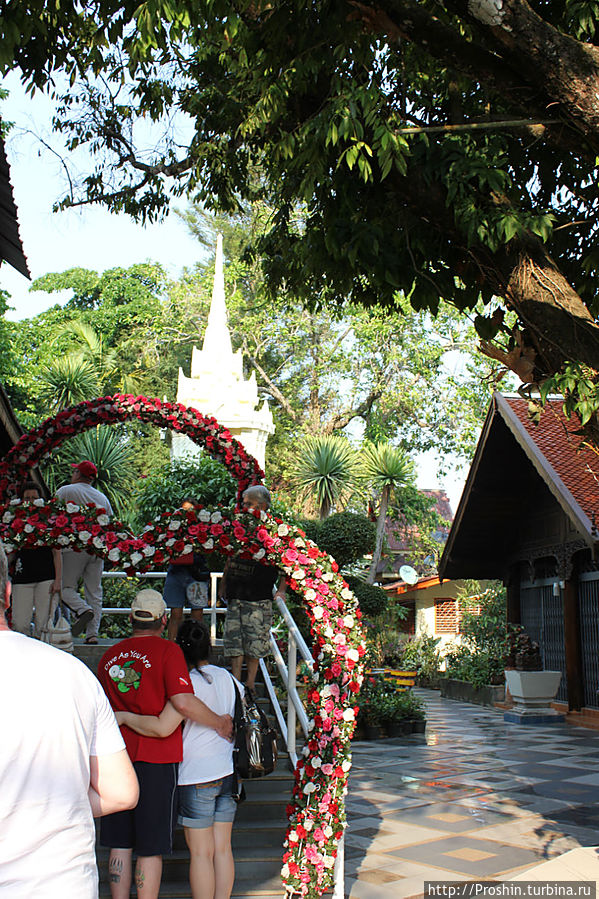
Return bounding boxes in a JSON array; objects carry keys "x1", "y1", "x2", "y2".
[{"x1": 99, "y1": 858, "x2": 286, "y2": 897}]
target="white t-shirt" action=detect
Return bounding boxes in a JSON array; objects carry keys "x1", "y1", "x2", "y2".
[
  {"x1": 56, "y1": 482, "x2": 113, "y2": 516},
  {"x1": 178, "y1": 665, "x2": 241, "y2": 785},
  {"x1": 0, "y1": 631, "x2": 125, "y2": 898}
]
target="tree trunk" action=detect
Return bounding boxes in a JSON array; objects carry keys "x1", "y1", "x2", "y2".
[{"x1": 367, "y1": 485, "x2": 390, "y2": 584}]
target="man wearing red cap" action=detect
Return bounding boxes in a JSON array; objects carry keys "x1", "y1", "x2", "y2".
[{"x1": 56, "y1": 460, "x2": 114, "y2": 643}]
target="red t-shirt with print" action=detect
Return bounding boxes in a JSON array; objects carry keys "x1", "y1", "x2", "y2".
[{"x1": 98, "y1": 635, "x2": 193, "y2": 763}]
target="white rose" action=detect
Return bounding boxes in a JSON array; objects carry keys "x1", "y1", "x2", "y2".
[
  {"x1": 342, "y1": 708, "x2": 355, "y2": 721},
  {"x1": 57, "y1": 536, "x2": 71, "y2": 546},
  {"x1": 277, "y1": 524, "x2": 290, "y2": 536},
  {"x1": 346, "y1": 649, "x2": 359, "y2": 662},
  {"x1": 108, "y1": 548, "x2": 120, "y2": 561},
  {"x1": 2, "y1": 512, "x2": 13, "y2": 522},
  {"x1": 169, "y1": 520, "x2": 181, "y2": 530},
  {"x1": 324, "y1": 825, "x2": 333, "y2": 838},
  {"x1": 203, "y1": 539, "x2": 214, "y2": 550},
  {"x1": 281, "y1": 864, "x2": 289, "y2": 879},
  {"x1": 303, "y1": 782, "x2": 316, "y2": 795},
  {"x1": 182, "y1": 544, "x2": 193, "y2": 554},
  {"x1": 313, "y1": 606, "x2": 324, "y2": 620},
  {"x1": 253, "y1": 549, "x2": 266, "y2": 560},
  {"x1": 65, "y1": 502, "x2": 80, "y2": 513},
  {"x1": 304, "y1": 818, "x2": 314, "y2": 830},
  {"x1": 342, "y1": 760, "x2": 351, "y2": 772},
  {"x1": 294, "y1": 568, "x2": 306, "y2": 581},
  {"x1": 24, "y1": 524, "x2": 34, "y2": 533},
  {"x1": 93, "y1": 537, "x2": 104, "y2": 549},
  {"x1": 333, "y1": 634, "x2": 346, "y2": 645},
  {"x1": 288, "y1": 830, "x2": 297, "y2": 841},
  {"x1": 211, "y1": 510, "x2": 222, "y2": 523},
  {"x1": 321, "y1": 685, "x2": 331, "y2": 697},
  {"x1": 33, "y1": 498, "x2": 45, "y2": 507},
  {"x1": 199, "y1": 509, "x2": 211, "y2": 522},
  {"x1": 341, "y1": 588, "x2": 353, "y2": 600},
  {"x1": 131, "y1": 552, "x2": 143, "y2": 565},
  {"x1": 98, "y1": 514, "x2": 110, "y2": 526},
  {"x1": 143, "y1": 545, "x2": 156, "y2": 556},
  {"x1": 9, "y1": 498, "x2": 20, "y2": 505},
  {"x1": 165, "y1": 538, "x2": 175, "y2": 547},
  {"x1": 324, "y1": 855, "x2": 336, "y2": 869},
  {"x1": 305, "y1": 588, "x2": 317, "y2": 602},
  {"x1": 79, "y1": 531, "x2": 91, "y2": 543},
  {"x1": 295, "y1": 538, "x2": 306, "y2": 548},
  {"x1": 321, "y1": 572, "x2": 333, "y2": 582},
  {"x1": 324, "y1": 626, "x2": 334, "y2": 638},
  {"x1": 312, "y1": 757, "x2": 322, "y2": 769},
  {"x1": 343, "y1": 615, "x2": 354, "y2": 629}
]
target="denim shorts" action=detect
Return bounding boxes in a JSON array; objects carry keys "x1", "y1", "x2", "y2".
[
  {"x1": 164, "y1": 566, "x2": 208, "y2": 610},
  {"x1": 178, "y1": 773, "x2": 237, "y2": 829}
]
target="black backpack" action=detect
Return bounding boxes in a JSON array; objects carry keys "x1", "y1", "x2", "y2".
[{"x1": 231, "y1": 681, "x2": 279, "y2": 779}]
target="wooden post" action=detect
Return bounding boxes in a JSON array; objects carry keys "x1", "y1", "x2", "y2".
[
  {"x1": 563, "y1": 572, "x2": 583, "y2": 711},
  {"x1": 506, "y1": 568, "x2": 521, "y2": 624}
]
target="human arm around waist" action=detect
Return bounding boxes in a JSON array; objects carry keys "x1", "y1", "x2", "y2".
[
  {"x1": 116, "y1": 700, "x2": 184, "y2": 738},
  {"x1": 171, "y1": 692, "x2": 234, "y2": 740}
]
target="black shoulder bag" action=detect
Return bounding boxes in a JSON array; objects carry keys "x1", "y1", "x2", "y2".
[{"x1": 231, "y1": 681, "x2": 279, "y2": 780}]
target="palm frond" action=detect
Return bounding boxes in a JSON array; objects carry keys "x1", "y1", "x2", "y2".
[
  {"x1": 293, "y1": 435, "x2": 360, "y2": 519},
  {"x1": 361, "y1": 442, "x2": 412, "y2": 493},
  {"x1": 39, "y1": 356, "x2": 100, "y2": 410}
]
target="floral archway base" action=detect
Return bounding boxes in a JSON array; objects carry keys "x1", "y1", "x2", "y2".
[{"x1": 0, "y1": 396, "x2": 366, "y2": 898}]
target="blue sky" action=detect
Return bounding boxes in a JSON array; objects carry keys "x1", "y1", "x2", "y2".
[{"x1": 0, "y1": 72, "x2": 468, "y2": 514}]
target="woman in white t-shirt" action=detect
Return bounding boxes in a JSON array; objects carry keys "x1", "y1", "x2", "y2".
[{"x1": 116, "y1": 621, "x2": 241, "y2": 899}]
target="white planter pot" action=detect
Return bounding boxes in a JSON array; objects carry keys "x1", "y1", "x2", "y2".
[{"x1": 504, "y1": 670, "x2": 562, "y2": 717}]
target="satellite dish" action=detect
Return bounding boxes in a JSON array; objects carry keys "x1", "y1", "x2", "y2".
[{"x1": 399, "y1": 565, "x2": 419, "y2": 585}]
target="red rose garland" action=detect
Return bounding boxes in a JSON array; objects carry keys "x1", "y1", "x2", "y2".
[
  {"x1": 0, "y1": 396, "x2": 366, "y2": 897},
  {"x1": 0, "y1": 394, "x2": 263, "y2": 501}
]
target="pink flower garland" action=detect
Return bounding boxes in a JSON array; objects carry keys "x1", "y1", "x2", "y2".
[{"x1": 0, "y1": 397, "x2": 366, "y2": 897}]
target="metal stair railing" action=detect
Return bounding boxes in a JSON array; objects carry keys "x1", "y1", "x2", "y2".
[{"x1": 100, "y1": 573, "x2": 345, "y2": 898}]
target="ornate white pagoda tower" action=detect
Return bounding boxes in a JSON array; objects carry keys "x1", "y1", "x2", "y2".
[{"x1": 172, "y1": 234, "x2": 275, "y2": 469}]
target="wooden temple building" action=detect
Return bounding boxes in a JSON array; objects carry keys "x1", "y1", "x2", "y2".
[{"x1": 439, "y1": 393, "x2": 599, "y2": 713}]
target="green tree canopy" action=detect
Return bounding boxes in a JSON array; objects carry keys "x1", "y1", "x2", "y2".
[{"x1": 1, "y1": 0, "x2": 598, "y2": 429}]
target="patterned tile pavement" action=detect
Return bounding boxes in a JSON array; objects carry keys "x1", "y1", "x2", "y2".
[{"x1": 345, "y1": 689, "x2": 599, "y2": 897}]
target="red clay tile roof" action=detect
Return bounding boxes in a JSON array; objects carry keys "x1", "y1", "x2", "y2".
[{"x1": 501, "y1": 396, "x2": 599, "y2": 525}]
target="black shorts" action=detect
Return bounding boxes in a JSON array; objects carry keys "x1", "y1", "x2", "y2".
[{"x1": 100, "y1": 761, "x2": 178, "y2": 857}]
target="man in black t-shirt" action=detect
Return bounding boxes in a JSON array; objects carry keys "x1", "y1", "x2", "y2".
[{"x1": 222, "y1": 486, "x2": 286, "y2": 690}]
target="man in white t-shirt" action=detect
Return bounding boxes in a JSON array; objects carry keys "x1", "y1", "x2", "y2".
[
  {"x1": 56, "y1": 459, "x2": 114, "y2": 643},
  {"x1": 0, "y1": 541, "x2": 139, "y2": 898}
]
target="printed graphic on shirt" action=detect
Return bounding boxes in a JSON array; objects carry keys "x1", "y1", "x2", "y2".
[{"x1": 108, "y1": 661, "x2": 142, "y2": 693}]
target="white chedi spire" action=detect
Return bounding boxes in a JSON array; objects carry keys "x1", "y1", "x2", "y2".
[
  {"x1": 201, "y1": 233, "x2": 232, "y2": 360},
  {"x1": 173, "y1": 233, "x2": 275, "y2": 469}
]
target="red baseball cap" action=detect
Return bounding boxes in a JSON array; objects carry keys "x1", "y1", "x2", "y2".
[{"x1": 71, "y1": 460, "x2": 98, "y2": 478}]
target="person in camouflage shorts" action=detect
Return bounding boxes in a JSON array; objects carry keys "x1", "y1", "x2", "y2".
[{"x1": 221, "y1": 486, "x2": 286, "y2": 691}]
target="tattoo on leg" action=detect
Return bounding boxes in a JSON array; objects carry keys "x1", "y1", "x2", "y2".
[
  {"x1": 135, "y1": 868, "x2": 145, "y2": 890},
  {"x1": 109, "y1": 858, "x2": 123, "y2": 883}
]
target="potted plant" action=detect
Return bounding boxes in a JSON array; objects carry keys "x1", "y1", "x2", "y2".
[
  {"x1": 380, "y1": 692, "x2": 412, "y2": 737},
  {"x1": 355, "y1": 676, "x2": 387, "y2": 739},
  {"x1": 504, "y1": 627, "x2": 562, "y2": 721}
]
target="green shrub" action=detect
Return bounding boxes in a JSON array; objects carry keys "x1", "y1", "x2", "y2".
[
  {"x1": 344, "y1": 576, "x2": 388, "y2": 617},
  {"x1": 316, "y1": 511, "x2": 376, "y2": 569},
  {"x1": 395, "y1": 634, "x2": 442, "y2": 685},
  {"x1": 131, "y1": 455, "x2": 236, "y2": 528},
  {"x1": 444, "y1": 646, "x2": 505, "y2": 688},
  {"x1": 443, "y1": 581, "x2": 509, "y2": 687}
]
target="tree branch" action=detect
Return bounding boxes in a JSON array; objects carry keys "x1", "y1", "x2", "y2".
[{"x1": 242, "y1": 343, "x2": 299, "y2": 421}]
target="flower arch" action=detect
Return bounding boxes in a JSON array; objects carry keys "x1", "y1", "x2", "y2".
[
  {"x1": 0, "y1": 396, "x2": 366, "y2": 898},
  {"x1": 0, "y1": 394, "x2": 264, "y2": 502}
]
